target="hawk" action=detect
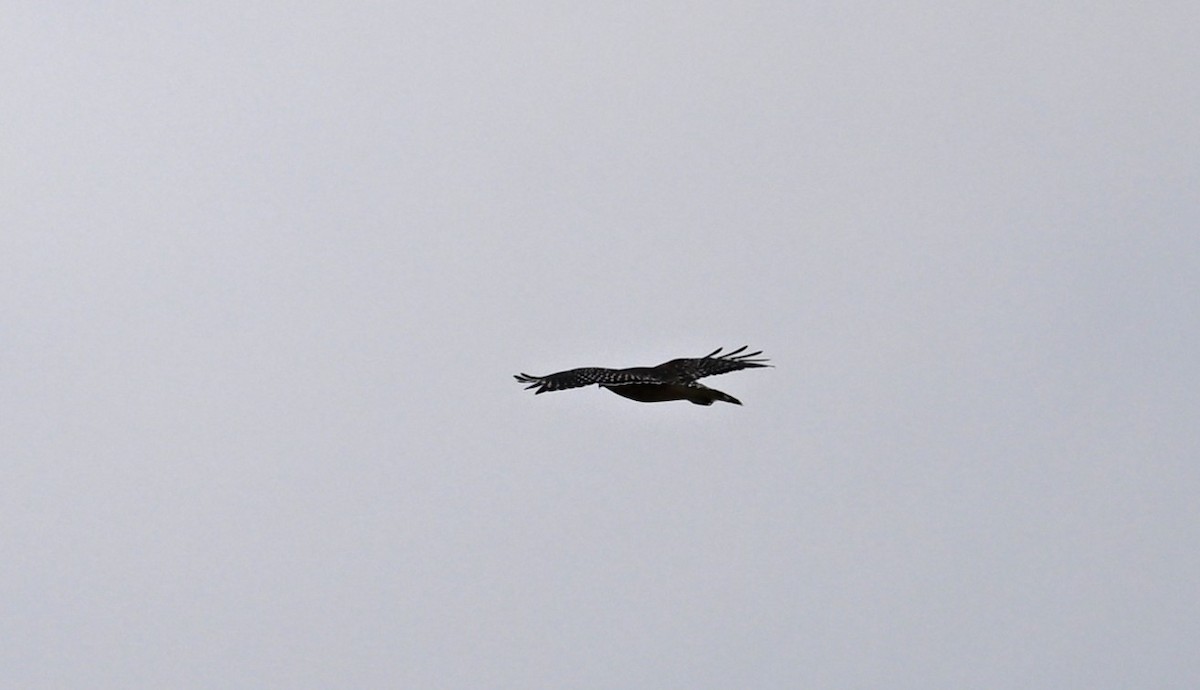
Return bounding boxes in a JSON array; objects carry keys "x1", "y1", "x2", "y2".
[{"x1": 514, "y1": 346, "x2": 770, "y2": 406}]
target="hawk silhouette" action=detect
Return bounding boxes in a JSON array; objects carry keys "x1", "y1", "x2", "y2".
[{"x1": 514, "y1": 346, "x2": 769, "y2": 406}]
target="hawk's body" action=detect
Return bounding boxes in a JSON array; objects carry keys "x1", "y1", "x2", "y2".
[{"x1": 514, "y1": 346, "x2": 769, "y2": 406}]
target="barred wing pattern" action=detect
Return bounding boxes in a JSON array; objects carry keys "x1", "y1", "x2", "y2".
[
  {"x1": 649, "y1": 346, "x2": 770, "y2": 382},
  {"x1": 513, "y1": 367, "x2": 660, "y2": 394},
  {"x1": 514, "y1": 346, "x2": 770, "y2": 406}
]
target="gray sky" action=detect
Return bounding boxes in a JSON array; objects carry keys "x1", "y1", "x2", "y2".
[{"x1": 3, "y1": 2, "x2": 1198, "y2": 688}]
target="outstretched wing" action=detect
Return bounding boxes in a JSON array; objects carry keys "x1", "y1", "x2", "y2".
[
  {"x1": 651, "y1": 345, "x2": 771, "y2": 382},
  {"x1": 514, "y1": 367, "x2": 659, "y2": 394}
]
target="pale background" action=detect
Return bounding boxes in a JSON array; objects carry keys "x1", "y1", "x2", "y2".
[{"x1": 3, "y1": 3, "x2": 1198, "y2": 688}]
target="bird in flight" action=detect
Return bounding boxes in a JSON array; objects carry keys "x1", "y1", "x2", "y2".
[{"x1": 514, "y1": 346, "x2": 770, "y2": 406}]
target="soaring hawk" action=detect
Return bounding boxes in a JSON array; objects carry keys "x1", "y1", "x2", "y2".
[{"x1": 514, "y1": 346, "x2": 770, "y2": 406}]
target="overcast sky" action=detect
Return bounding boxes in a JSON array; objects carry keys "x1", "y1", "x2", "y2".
[{"x1": 3, "y1": 3, "x2": 1198, "y2": 689}]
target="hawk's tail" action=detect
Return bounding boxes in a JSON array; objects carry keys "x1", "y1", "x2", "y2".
[{"x1": 686, "y1": 384, "x2": 742, "y2": 406}]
